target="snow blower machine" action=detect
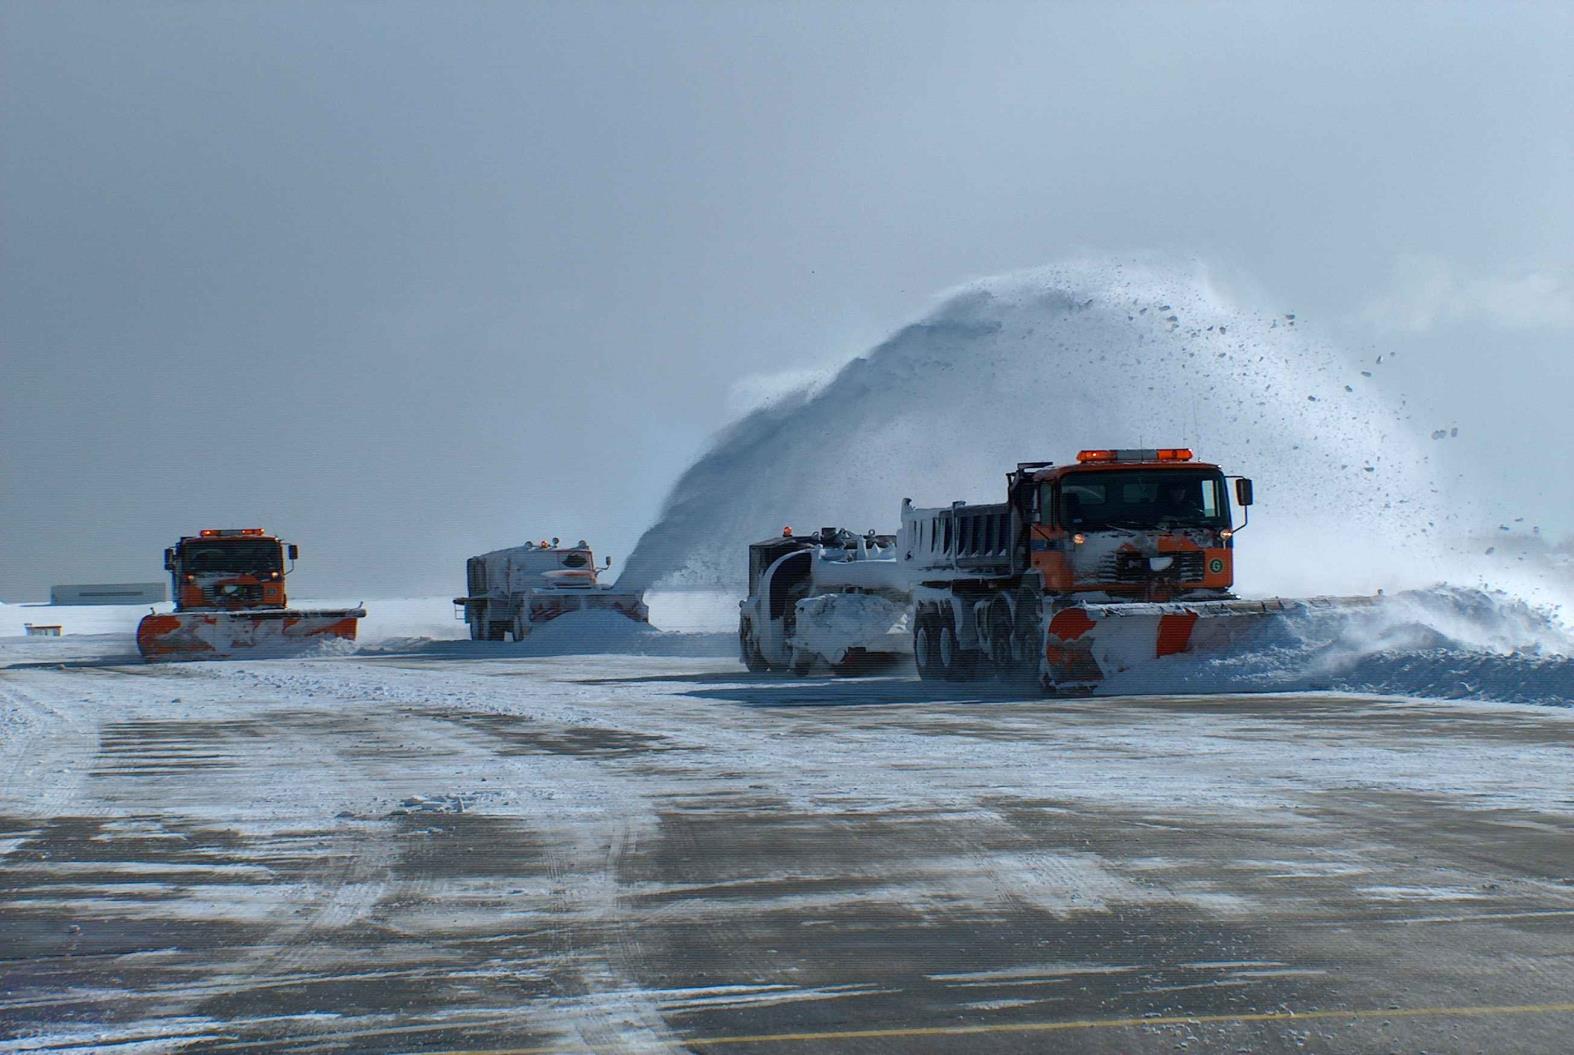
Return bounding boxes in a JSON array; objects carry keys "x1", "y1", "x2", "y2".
[
  {"x1": 454, "y1": 538, "x2": 648, "y2": 641},
  {"x1": 136, "y1": 528, "x2": 364, "y2": 662},
  {"x1": 741, "y1": 449, "x2": 1376, "y2": 692},
  {"x1": 739, "y1": 527, "x2": 910, "y2": 675}
]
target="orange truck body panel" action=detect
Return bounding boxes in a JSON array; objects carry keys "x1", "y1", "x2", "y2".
[{"x1": 1022, "y1": 458, "x2": 1234, "y2": 601}]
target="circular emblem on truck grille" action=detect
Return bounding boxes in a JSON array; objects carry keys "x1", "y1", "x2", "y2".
[{"x1": 1209, "y1": 558, "x2": 1225, "y2": 574}]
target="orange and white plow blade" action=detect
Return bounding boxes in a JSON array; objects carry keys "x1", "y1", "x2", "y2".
[
  {"x1": 136, "y1": 608, "x2": 365, "y2": 662},
  {"x1": 1041, "y1": 596, "x2": 1378, "y2": 691}
]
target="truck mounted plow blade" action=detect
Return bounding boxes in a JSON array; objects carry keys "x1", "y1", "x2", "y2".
[
  {"x1": 1041, "y1": 595, "x2": 1380, "y2": 691},
  {"x1": 136, "y1": 608, "x2": 365, "y2": 663},
  {"x1": 518, "y1": 590, "x2": 649, "y2": 632}
]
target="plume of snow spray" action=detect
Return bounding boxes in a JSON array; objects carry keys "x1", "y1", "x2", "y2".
[{"x1": 624, "y1": 259, "x2": 1445, "y2": 597}]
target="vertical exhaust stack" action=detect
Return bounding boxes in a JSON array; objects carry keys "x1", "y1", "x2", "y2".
[{"x1": 135, "y1": 529, "x2": 364, "y2": 662}]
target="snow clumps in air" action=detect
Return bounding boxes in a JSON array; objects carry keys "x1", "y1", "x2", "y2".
[{"x1": 622, "y1": 258, "x2": 1442, "y2": 599}]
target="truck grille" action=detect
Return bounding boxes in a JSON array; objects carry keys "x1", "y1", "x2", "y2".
[
  {"x1": 211, "y1": 583, "x2": 264, "y2": 605},
  {"x1": 1096, "y1": 551, "x2": 1206, "y2": 584}
]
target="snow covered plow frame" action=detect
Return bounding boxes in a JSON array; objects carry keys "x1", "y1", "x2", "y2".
[
  {"x1": 788, "y1": 592, "x2": 912, "y2": 671},
  {"x1": 136, "y1": 607, "x2": 366, "y2": 662},
  {"x1": 1041, "y1": 595, "x2": 1379, "y2": 691},
  {"x1": 523, "y1": 591, "x2": 649, "y2": 629}
]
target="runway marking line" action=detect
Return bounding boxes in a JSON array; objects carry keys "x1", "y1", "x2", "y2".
[{"x1": 413, "y1": 1001, "x2": 1574, "y2": 1054}]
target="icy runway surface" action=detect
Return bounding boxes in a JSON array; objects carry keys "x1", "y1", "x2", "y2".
[{"x1": 3, "y1": 644, "x2": 1573, "y2": 1053}]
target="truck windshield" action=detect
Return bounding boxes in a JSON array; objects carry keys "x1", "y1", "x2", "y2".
[
  {"x1": 1050, "y1": 470, "x2": 1228, "y2": 530},
  {"x1": 180, "y1": 539, "x2": 283, "y2": 574}
]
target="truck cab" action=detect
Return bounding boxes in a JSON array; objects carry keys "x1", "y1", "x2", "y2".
[
  {"x1": 164, "y1": 528, "x2": 297, "y2": 611},
  {"x1": 1014, "y1": 449, "x2": 1249, "y2": 600}
]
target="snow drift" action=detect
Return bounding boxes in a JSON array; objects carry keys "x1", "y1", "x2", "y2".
[
  {"x1": 622, "y1": 259, "x2": 1445, "y2": 600},
  {"x1": 364, "y1": 609, "x2": 735, "y2": 659},
  {"x1": 1104, "y1": 585, "x2": 1574, "y2": 706}
]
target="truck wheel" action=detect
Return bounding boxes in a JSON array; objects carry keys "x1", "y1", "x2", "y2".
[
  {"x1": 988, "y1": 605, "x2": 1018, "y2": 680},
  {"x1": 469, "y1": 620, "x2": 486, "y2": 642},
  {"x1": 790, "y1": 648, "x2": 815, "y2": 676},
  {"x1": 487, "y1": 621, "x2": 509, "y2": 641},
  {"x1": 739, "y1": 621, "x2": 770, "y2": 673},
  {"x1": 914, "y1": 613, "x2": 941, "y2": 681},
  {"x1": 1014, "y1": 593, "x2": 1045, "y2": 685},
  {"x1": 937, "y1": 617, "x2": 977, "y2": 681}
]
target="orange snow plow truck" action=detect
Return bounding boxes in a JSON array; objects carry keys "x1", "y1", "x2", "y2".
[
  {"x1": 136, "y1": 528, "x2": 364, "y2": 662},
  {"x1": 743, "y1": 449, "x2": 1374, "y2": 692}
]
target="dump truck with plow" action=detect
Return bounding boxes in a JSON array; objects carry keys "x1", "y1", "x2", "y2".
[
  {"x1": 455, "y1": 539, "x2": 648, "y2": 641},
  {"x1": 741, "y1": 449, "x2": 1374, "y2": 692},
  {"x1": 136, "y1": 528, "x2": 364, "y2": 662}
]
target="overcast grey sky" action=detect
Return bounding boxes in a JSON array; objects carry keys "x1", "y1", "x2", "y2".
[{"x1": 3, "y1": 1, "x2": 1571, "y2": 600}]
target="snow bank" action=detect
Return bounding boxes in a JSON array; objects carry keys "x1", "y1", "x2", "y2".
[
  {"x1": 0, "y1": 600, "x2": 147, "y2": 639},
  {"x1": 0, "y1": 595, "x2": 472, "y2": 644},
  {"x1": 643, "y1": 589, "x2": 741, "y2": 633},
  {"x1": 514, "y1": 609, "x2": 659, "y2": 651},
  {"x1": 622, "y1": 258, "x2": 1447, "y2": 601},
  {"x1": 366, "y1": 610, "x2": 736, "y2": 659},
  {"x1": 313, "y1": 596, "x2": 468, "y2": 643},
  {"x1": 0, "y1": 595, "x2": 735, "y2": 664},
  {"x1": 1105, "y1": 585, "x2": 1574, "y2": 706}
]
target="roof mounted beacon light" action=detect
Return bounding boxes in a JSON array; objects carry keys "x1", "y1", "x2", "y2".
[{"x1": 1076, "y1": 448, "x2": 1193, "y2": 464}]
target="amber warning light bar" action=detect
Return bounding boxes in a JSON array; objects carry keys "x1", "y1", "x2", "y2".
[{"x1": 1076, "y1": 449, "x2": 1193, "y2": 464}]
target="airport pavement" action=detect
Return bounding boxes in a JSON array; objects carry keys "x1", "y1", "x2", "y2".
[{"x1": 2, "y1": 651, "x2": 1572, "y2": 1053}]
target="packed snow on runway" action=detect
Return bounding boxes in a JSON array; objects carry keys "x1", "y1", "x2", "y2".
[
  {"x1": 3, "y1": 557, "x2": 1573, "y2": 1055},
  {"x1": 3, "y1": 628, "x2": 1574, "y2": 1054}
]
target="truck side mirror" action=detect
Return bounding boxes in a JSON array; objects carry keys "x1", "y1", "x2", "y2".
[
  {"x1": 604, "y1": 555, "x2": 613, "y2": 567},
  {"x1": 1235, "y1": 478, "x2": 1254, "y2": 507},
  {"x1": 163, "y1": 548, "x2": 175, "y2": 571},
  {"x1": 287, "y1": 544, "x2": 300, "y2": 561}
]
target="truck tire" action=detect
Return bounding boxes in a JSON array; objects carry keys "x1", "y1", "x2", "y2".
[
  {"x1": 914, "y1": 612, "x2": 941, "y2": 681},
  {"x1": 1014, "y1": 591, "x2": 1045, "y2": 686},
  {"x1": 486, "y1": 622, "x2": 508, "y2": 642},
  {"x1": 790, "y1": 648, "x2": 815, "y2": 676},
  {"x1": 937, "y1": 615, "x2": 977, "y2": 681},
  {"x1": 739, "y1": 621, "x2": 770, "y2": 673},
  {"x1": 987, "y1": 603, "x2": 1018, "y2": 680}
]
